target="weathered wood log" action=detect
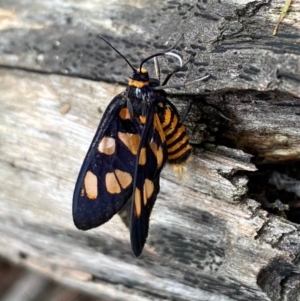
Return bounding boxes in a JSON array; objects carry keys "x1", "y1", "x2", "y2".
[{"x1": 0, "y1": 0, "x2": 300, "y2": 301}]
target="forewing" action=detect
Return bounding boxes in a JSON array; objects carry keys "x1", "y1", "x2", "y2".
[
  {"x1": 130, "y1": 111, "x2": 168, "y2": 256},
  {"x1": 73, "y1": 94, "x2": 139, "y2": 230}
]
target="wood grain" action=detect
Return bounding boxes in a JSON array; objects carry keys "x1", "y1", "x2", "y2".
[
  {"x1": 0, "y1": 68, "x2": 296, "y2": 301},
  {"x1": 1, "y1": 0, "x2": 300, "y2": 300}
]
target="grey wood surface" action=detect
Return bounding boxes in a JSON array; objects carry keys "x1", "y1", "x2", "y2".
[
  {"x1": 0, "y1": 1, "x2": 300, "y2": 301},
  {"x1": 0, "y1": 259, "x2": 106, "y2": 301}
]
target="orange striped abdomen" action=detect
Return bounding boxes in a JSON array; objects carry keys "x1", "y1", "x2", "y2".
[{"x1": 161, "y1": 107, "x2": 191, "y2": 164}]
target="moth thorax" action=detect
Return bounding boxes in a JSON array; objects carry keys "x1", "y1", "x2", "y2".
[
  {"x1": 135, "y1": 87, "x2": 142, "y2": 99},
  {"x1": 128, "y1": 68, "x2": 149, "y2": 88}
]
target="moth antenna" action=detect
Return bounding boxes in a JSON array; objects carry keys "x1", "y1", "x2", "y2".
[
  {"x1": 98, "y1": 35, "x2": 136, "y2": 73},
  {"x1": 164, "y1": 52, "x2": 183, "y2": 67},
  {"x1": 140, "y1": 52, "x2": 168, "y2": 71},
  {"x1": 139, "y1": 34, "x2": 184, "y2": 70},
  {"x1": 153, "y1": 52, "x2": 183, "y2": 84}
]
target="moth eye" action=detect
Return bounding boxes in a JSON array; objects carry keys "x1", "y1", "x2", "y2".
[{"x1": 135, "y1": 88, "x2": 142, "y2": 99}]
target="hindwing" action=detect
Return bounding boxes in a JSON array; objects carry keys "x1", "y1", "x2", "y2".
[{"x1": 130, "y1": 110, "x2": 168, "y2": 256}]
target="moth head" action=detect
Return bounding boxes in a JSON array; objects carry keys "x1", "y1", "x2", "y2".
[{"x1": 132, "y1": 68, "x2": 149, "y2": 82}]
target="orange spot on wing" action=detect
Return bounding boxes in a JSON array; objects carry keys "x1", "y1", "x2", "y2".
[
  {"x1": 115, "y1": 169, "x2": 132, "y2": 189},
  {"x1": 84, "y1": 171, "x2": 98, "y2": 200},
  {"x1": 119, "y1": 108, "x2": 131, "y2": 120},
  {"x1": 134, "y1": 188, "x2": 142, "y2": 217},
  {"x1": 105, "y1": 172, "x2": 121, "y2": 194},
  {"x1": 154, "y1": 113, "x2": 166, "y2": 143},
  {"x1": 139, "y1": 147, "x2": 146, "y2": 165},
  {"x1": 139, "y1": 116, "x2": 146, "y2": 124},
  {"x1": 144, "y1": 179, "x2": 154, "y2": 205},
  {"x1": 143, "y1": 185, "x2": 147, "y2": 206},
  {"x1": 118, "y1": 132, "x2": 140, "y2": 155},
  {"x1": 98, "y1": 137, "x2": 116, "y2": 155},
  {"x1": 150, "y1": 142, "x2": 164, "y2": 168},
  {"x1": 157, "y1": 146, "x2": 164, "y2": 168}
]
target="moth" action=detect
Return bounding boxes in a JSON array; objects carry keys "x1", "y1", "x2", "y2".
[{"x1": 73, "y1": 36, "x2": 208, "y2": 256}]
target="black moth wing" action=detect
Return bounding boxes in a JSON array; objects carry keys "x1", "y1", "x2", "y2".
[
  {"x1": 130, "y1": 100, "x2": 169, "y2": 256},
  {"x1": 73, "y1": 93, "x2": 138, "y2": 230}
]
